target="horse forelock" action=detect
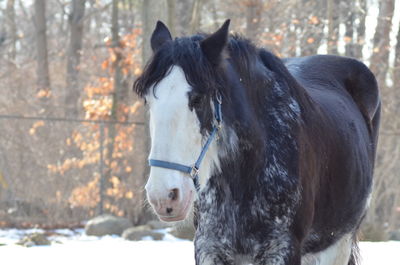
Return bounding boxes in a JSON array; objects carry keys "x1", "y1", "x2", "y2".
[{"x1": 133, "y1": 35, "x2": 219, "y2": 98}]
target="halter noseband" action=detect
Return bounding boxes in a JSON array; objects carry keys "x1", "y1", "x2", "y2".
[{"x1": 148, "y1": 93, "x2": 222, "y2": 192}]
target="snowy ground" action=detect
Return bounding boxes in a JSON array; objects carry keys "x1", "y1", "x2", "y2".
[{"x1": 0, "y1": 229, "x2": 399, "y2": 265}]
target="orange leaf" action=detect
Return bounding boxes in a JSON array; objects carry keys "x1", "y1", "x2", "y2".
[
  {"x1": 343, "y1": 36, "x2": 352, "y2": 43},
  {"x1": 125, "y1": 191, "x2": 134, "y2": 199},
  {"x1": 101, "y1": 60, "x2": 109, "y2": 70},
  {"x1": 309, "y1": 16, "x2": 319, "y2": 25}
]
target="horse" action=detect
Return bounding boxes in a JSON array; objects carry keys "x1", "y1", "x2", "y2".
[{"x1": 133, "y1": 20, "x2": 381, "y2": 265}]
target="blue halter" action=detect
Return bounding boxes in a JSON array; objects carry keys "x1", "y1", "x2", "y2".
[{"x1": 148, "y1": 94, "x2": 222, "y2": 192}]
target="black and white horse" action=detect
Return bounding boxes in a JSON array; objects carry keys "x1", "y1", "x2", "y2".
[{"x1": 133, "y1": 20, "x2": 381, "y2": 265}]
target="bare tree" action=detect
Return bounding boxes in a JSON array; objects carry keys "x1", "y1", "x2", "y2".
[
  {"x1": 99, "y1": 0, "x2": 122, "y2": 214},
  {"x1": 354, "y1": 0, "x2": 367, "y2": 59},
  {"x1": 327, "y1": 0, "x2": 339, "y2": 54},
  {"x1": 245, "y1": 0, "x2": 262, "y2": 42},
  {"x1": 176, "y1": 0, "x2": 193, "y2": 35},
  {"x1": 175, "y1": 0, "x2": 208, "y2": 35},
  {"x1": 167, "y1": 0, "x2": 177, "y2": 36},
  {"x1": 34, "y1": 0, "x2": 51, "y2": 93},
  {"x1": 65, "y1": 0, "x2": 86, "y2": 117},
  {"x1": 369, "y1": 0, "x2": 395, "y2": 86},
  {"x1": 111, "y1": 0, "x2": 122, "y2": 105},
  {"x1": 141, "y1": 0, "x2": 162, "y2": 62},
  {"x1": 343, "y1": 1, "x2": 355, "y2": 57},
  {"x1": 102, "y1": 0, "x2": 137, "y2": 215},
  {"x1": 298, "y1": 0, "x2": 325, "y2": 56},
  {"x1": 6, "y1": 0, "x2": 17, "y2": 63},
  {"x1": 394, "y1": 21, "x2": 400, "y2": 90},
  {"x1": 363, "y1": 0, "x2": 398, "y2": 240},
  {"x1": 189, "y1": 0, "x2": 204, "y2": 34}
]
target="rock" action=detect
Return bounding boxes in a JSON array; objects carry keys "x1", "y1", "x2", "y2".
[
  {"x1": 169, "y1": 225, "x2": 195, "y2": 241},
  {"x1": 360, "y1": 223, "x2": 389, "y2": 241},
  {"x1": 127, "y1": 224, "x2": 151, "y2": 232},
  {"x1": 85, "y1": 214, "x2": 133, "y2": 236},
  {"x1": 17, "y1": 233, "x2": 51, "y2": 247},
  {"x1": 389, "y1": 230, "x2": 400, "y2": 241},
  {"x1": 147, "y1": 220, "x2": 172, "y2": 230},
  {"x1": 122, "y1": 226, "x2": 164, "y2": 241}
]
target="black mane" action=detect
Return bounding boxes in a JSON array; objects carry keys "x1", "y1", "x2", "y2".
[
  {"x1": 134, "y1": 34, "x2": 302, "y2": 100},
  {"x1": 133, "y1": 33, "x2": 316, "y2": 131}
]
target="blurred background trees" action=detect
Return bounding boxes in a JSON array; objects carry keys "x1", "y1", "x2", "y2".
[{"x1": 0, "y1": 0, "x2": 399, "y2": 240}]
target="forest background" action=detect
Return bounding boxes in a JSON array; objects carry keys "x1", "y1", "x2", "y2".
[{"x1": 0, "y1": 0, "x2": 399, "y2": 241}]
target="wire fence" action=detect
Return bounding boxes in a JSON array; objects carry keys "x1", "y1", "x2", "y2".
[
  {"x1": 0, "y1": 113, "x2": 399, "y2": 230},
  {"x1": 0, "y1": 114, "x2": 149, "y2": 228}
]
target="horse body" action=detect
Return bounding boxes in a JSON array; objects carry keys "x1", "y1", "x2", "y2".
[
  {"x1": 133, "y1": 20, "x2": 380, "y2": 265},
  {"x1": 284, "y1": 55, "x2": 381, "y2": 263}
]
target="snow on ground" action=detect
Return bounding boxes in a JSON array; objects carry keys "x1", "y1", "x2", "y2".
[{"x1": 0, "y1": 229, "x2": 399, "y2": 265}]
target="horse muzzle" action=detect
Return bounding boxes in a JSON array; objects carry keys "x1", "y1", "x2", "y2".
[{"x1": 146, "y1": 184, "x2": 194, "y2": 222}]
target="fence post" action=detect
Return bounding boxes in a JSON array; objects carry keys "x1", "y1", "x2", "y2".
[{"x1": 98, "y1": 122, "x2": 105, "y2": 215}]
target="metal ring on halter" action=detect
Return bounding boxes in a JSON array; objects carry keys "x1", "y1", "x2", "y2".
[{"x1": 190, "y1": 166, "x2": 199, "y2": 179}]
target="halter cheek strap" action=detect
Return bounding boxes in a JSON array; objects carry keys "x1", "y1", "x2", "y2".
[{"x1": 148, "y1": 94, "x2": 222, "y2": 192}]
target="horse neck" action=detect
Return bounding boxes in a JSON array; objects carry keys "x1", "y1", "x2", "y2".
[{"x1": 212, "y1": 55, "x2": 303, "y2": 194}]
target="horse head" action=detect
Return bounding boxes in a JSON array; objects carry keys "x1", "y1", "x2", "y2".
[{"x1": 134, "y1": 20, "x2": 231, "y2": 222}]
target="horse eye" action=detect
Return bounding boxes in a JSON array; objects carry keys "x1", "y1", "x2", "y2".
[{"x1": 189, "y1": 93, "x2": 203, "y2": 108}]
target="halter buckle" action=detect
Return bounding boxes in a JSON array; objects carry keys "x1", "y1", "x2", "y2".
[{"x1": 190, "y1": 166, "x2": 199, "y2": 179}]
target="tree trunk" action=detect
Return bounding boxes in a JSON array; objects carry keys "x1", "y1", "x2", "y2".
[
  {"x1": 167, "y1": 0, "x2": 177, "y2": 36},
  {"x1": 34, "y1": 0, "x2": 51, "y2": 93},
  {"x1": 189, "y1": 0, "x2": 204, "y2": 34},
  {"x1": 327, "y1": 0, "x2": 339, "y2": 54},
  {"x1": 354, "y1": 0, "x2": 366, "y2": 59},
  {"x1": 343, "y1": 1, "x2": 355, "y2": 57},
  {"x1": 176, "y1": 0, "x2": 193, "y2": 35},
  {"x1": 141, "y1": 0, "x2": 162, "y2": 63},
  {"x1": 300, "y1": 0, "x2": 325, "y2": 56},
  {"x1": 111, "y1": 0, "x2": 122, "y2": 102},
  {"x1": 66, "y1": 0, "x2": 86, "y2": 118},
  {"x1": 245, "y1": 0, "x2": 262, "y2": 42},
  {"x1": 210, "y1": 0, "x2": 219, "y2": 31},
  {"x1": 394, "y1": 21, "x2": 400, "y2": 92},
  {"x1": 391, "y1": 20, "x2": 400, "y2": 129},
  {"x1": 369, "y1": 0, "x2": 395, "y2": 87},
  {"x1": 101, "y1": 0, "x2": 122, "y2": 215},
  {"x1": 6, "y1": 0, "x2": 17, "y2": 63},
  {"x1": 363, "y1": 0, "x2": 397, "y2": 237},
  {"x1": 128, "y1": 0, "x2": 135, "y2": 28},
  {"x1": 102, "y1": 0, "x2": 133, "y2": 216},
  {"x1": 120, "y1": 0, "x2": 135, "y2": 33}
]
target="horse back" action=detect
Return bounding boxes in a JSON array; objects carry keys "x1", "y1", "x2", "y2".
[{"x1": 284, "y1": 55, "x2": 380, "y2": 131}]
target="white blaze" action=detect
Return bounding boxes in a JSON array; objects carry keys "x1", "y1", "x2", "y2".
[
  {"x1": 145, "y1": 66, "x2": 220, "y2": 214},
  {"x1": 146, "y1": 66, "x2": 200, "y2": 191}
]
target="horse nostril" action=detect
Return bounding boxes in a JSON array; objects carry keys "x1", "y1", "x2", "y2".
[
  {"x1": 166, "y1": 207, "x2": 173, "y2": 214},
  {"x1": 168, "y1": 188, "x2": 179, "y2": 201}
]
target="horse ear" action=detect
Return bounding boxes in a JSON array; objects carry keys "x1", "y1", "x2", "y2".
[
  {"x1": 151, "y1": 21, "x2": 172, "y2": 52},
  {"x1": 201, "y1": 19, "x2": 230, "y2": 65}
]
